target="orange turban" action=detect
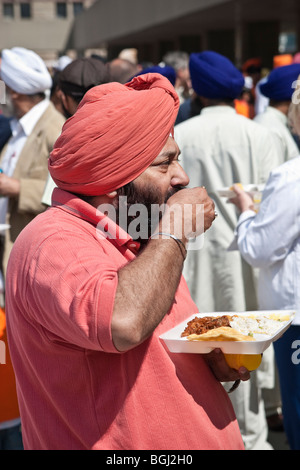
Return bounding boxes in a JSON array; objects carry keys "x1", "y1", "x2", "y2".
[
  {"x1": 49, "y1": 73, "x2": 179, "y2": 196},
  {"x1": 273, "y1": 54, "x2": 293, "y2": 69}
]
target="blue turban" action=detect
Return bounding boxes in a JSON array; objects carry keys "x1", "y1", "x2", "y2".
[
  {"x1": 260, "y1": 64, "x2": 300, "y2": 101},
  {"x1": 135, "y1": 65, "x2": 176, "y2": 86},
  {"x1": 189, "y1": 51, "x2": 245, "y2": 99}
]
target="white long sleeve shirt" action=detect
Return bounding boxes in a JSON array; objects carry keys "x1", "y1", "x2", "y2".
[{"x1": 235, "y1": 156, "x2": 300, "y2": 324}]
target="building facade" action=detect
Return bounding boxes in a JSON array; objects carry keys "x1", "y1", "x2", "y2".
[
  {"x1": 1, "y1": 0, "x2": 300, "y2": 68},
  {"x1": 0, "y1": 0, "x2": 96, "y2": 65},
  {"x1": 66, "y1": 0, "x2": 300, "y2": 68}
]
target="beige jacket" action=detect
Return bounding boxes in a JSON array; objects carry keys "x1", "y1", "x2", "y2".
[{"x1": 0, "y1": 101, "x2": 65, "y2": 274}]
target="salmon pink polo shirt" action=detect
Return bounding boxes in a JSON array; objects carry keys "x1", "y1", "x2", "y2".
[{"x1": 6, "y1": 188, "x2": 244, "y2": 450}]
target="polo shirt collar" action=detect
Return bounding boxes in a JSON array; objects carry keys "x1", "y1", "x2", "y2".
[{"x1": 51, "y1": 188, "x2": 140, "y2": 253}]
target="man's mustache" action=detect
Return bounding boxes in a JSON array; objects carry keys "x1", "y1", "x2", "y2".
[{"x1": 164, "y1": 185, "x2": 187, "y2": 202}]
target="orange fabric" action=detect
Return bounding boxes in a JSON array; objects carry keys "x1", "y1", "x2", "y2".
[
  {"x1": 273, "y1": 54, "x2": 293, "y2": 68},
  {"x1": 234, "y1": 99, "x2": 254, "y2": 119},
  {"x1": 0, "y1": 308, "x2": 20, "y2": 423},
  {"x1": 49, "y1": 73, "x2": 180, "y2": 196},
  {"x1": 0, "y1": 308, "x2": 5, "y2": 337}
]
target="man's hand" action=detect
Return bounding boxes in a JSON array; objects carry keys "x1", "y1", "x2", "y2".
[
  {"x1": 160, "y1": 186, "x2": 216, "y2": 243},
  {"x1": 0, "y1": 173, "x2": 20, "y2": 197},
  {"x1": 204, "y1": 348, "x2": 251, "y2": 383},
  {"x1": 229, "y1": 184, "x2": 255, "y2": 213}
]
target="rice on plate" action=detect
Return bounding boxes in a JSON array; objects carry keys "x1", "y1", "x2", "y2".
[{"x1": 229, "y1": 314, "x2": 290, "y2": 338}]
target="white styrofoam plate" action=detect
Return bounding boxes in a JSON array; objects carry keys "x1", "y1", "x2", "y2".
[
  {"x1": 217, "y1": 184, "x2": 264, "y2": 199},
  {"x1": 0, "y1": 224, "x2": 9, "y2": 234},
  {"x1": 159, "y1": 310, "x2": 295, "y2": 355}
]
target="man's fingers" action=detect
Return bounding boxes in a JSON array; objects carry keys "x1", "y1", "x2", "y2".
[{"x1": 204, "y1": 349, "x2": 251, "y2": 383}]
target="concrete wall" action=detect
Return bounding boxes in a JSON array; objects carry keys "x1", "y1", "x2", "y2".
[{"x1": 0, "y1": 19, "x2": 73, "y2": 58}]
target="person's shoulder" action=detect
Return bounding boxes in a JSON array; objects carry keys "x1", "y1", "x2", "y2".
[
  {"x1": 234, "y1": 111, "x2": 260, "y2": 126},
  {"x1": 41, "y1": 101, "x2": 66, "y2": 125},
  {"x1": 38, "y1": 101, "x2": 66, "y2": 128},
  {"x1": 175, "y1": 114, "x2": 202, "y2": 133},
  {"x1": 279, "y1": 155, "x2": 300, "y2": 175},
  {"x1": 266, "y1": 156, "x2": 300, "y2": 190},
  {"x1": 36, "y1": 102, "x2": 65, "y2": 140},
  {"x1": 236, "y1": 113, "x2": 275, "y2": 137},
  {"x1": 14, "y1": 207, "x2": 82, "y2": 248}
]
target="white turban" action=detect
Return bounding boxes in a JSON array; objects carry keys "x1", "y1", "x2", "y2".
[{"x1": 0, "y1": 47, "x2": 52, "y2": 94}]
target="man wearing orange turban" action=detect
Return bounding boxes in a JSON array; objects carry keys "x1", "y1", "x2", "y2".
[
  {"x1": 49, "y1": 73, "x2": 180, "y2": 195},
  {"x1": 5, "y1": 73, "x2": 248, "y2": 450}
]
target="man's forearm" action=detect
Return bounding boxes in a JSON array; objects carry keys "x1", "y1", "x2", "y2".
[
  {"x1": 111, "y1": 237, "x2": 185, "y2": 352},
  {"x1": 111, "y1": 186, "x2": 216, "y2": 352}
]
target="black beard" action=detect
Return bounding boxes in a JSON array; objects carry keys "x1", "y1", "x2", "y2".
[{"x1": 115, "y1": 182, "x2": 185, "y2": 246}]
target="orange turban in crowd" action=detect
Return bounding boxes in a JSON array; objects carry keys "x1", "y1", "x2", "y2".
[
  {"x1": 273, "y1": 54, "x2": 293, "y2": 69},
  {"x1": 49, "y1": 73, "x2": 179, "y2": 196}
]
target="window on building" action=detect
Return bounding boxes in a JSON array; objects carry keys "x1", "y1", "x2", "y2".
[
  {"x1": 56, "y1": 2, "x2": 67, "y2": 18},
  {"x1": 73, "y1": 2, "x2": 83, "y2": 16},
  {"x1": 3, "y1": 3, "x2": 14, "y2": 18},
  {"x1": 20, "y1": 2, "x2": 31, "y2": 18}
]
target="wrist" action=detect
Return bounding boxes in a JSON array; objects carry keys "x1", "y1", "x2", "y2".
[
  {"x1": 150, "y1": 232, "x2": 187, "y2": 260},
  {"x1": 159, "y1": 204, "x2": 190, "y2": 245}
]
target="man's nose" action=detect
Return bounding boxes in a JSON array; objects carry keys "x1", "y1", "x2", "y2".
[{"x1": 171, "y1": 161, "x2": 190, "y2": 188}]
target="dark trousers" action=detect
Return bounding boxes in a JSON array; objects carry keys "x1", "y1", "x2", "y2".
[
  {"x1": 274, "y1": 325, "x2": 300, "y2": 450},
  {"x1": 0, "y1": 424, "x2": 23, "y2": 450}
]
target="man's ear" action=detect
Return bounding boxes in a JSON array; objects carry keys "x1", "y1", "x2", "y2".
[
  {"x1": 8, "y1": 90, "x2": 19, "y2": 100},
  {"x1": 58, "y1": 90, "x2": 68, "y2": 110},
  {"x1": 106, "y1": 190, "x2": 117, "y2": 199}
]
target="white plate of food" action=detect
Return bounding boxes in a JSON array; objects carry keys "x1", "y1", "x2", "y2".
[
  {"x1": 0, "y1": 224, "x2": 10, "y2": 234},
  {"x1": 217, "y1": 184, "x2": 264, "y2": 199},
  {"x1": 159, "y1": 310, "x2": 295, "y2": 355}
]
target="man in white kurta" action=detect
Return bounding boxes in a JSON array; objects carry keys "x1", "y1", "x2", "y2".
[
  {"x1": 254, "y1": 106, "x2": 298, "y2": 164},
  {"x1": 175, "y1": 105, "x2": 277, "y2": 313},
  {"x1": 254, "y1": 64, "x2": 300, "y2": 165},
  {"x1": 175, "y1": 51, "x2": 279, "y2": 450}
]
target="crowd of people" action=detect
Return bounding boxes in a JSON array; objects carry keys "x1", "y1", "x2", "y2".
[{"x1": 0, "y1": 44, "x2": 300, "y2": 451}]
